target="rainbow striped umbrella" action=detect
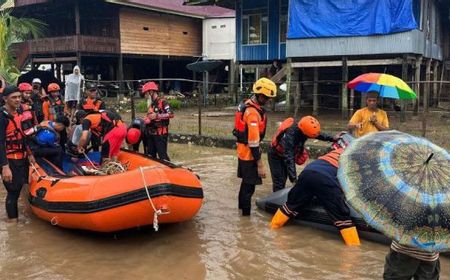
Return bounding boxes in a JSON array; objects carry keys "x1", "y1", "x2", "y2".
[{"x1": 348, "y1": 73, "x2": 416, "y2": 99}]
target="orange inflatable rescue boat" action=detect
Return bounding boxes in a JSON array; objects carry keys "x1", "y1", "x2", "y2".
[{"x1": 28, "y1": 150, "x2": 203, "y2": 232}]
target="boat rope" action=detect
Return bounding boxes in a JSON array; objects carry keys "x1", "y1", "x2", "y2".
[
  {"x1": 83, "y1": 152, "x2": 99, "y2": 170},
  {"x1": 30, "y1": 162, "x2": 60, "y2": 184},
  {"x1": 139, "y1": 166, "x2": 168, "y2": 232}
]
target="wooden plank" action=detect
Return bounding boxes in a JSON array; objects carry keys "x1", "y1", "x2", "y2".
[
  {"x1": 291, "y1": 58, "x2": 403, "y2": 68},
  {"x1": 413, "y1": 56, "x2": 422, "y2": 116},
  {"x1": 32, "y1": 57, "x2": 77, "y2": 63},
  {"x1": 422, "y1": 59, "x2": 431, "y2": 137},
  {"x1": 400, "y1": 54, "x2": 408, "y2": 122},
  {"x1": 342, "y1": 57, "x2": 348, "y2": 119},
  {"x1": 313, "y1": 67, "x2": 319, "y2": 116},
  {"x1": 119, "y1": 8, "x2": 201, "y2": 57}
]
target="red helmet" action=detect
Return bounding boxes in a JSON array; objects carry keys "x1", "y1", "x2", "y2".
[
  {"x1": 47, "y1": 83, "x2": 60, "y2": 92},
  {"x1": 142, "y1": 81, "x2": 158, "y2": 93},
  {"x1": 298, "y1": 116, "x2": 321, "y2": 138},
  {"x1": 126, "y1": 128, "x2": 141, "y2": 145},
  {"x1": 18, "y1": 82, "x2": 33, "y2": 92}
]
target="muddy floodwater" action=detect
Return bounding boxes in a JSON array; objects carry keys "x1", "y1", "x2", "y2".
[{"x1": 1, "y1": 143, "x2": 449, "y2": 279}]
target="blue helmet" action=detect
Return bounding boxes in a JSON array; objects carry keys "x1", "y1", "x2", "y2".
[{"x1": 35, "y1": 129, "x2": 58, "y2": 147}]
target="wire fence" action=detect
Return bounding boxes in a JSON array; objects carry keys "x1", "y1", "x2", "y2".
[{"x1": 82, "y1": 78, "x2": 450, "y2": 147}]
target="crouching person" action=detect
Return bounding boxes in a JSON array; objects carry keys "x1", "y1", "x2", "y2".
[
  {"x1": 270, "y1": 138, "x2": 360, "y2": 246},
  {"x1": 78, "y1": 110, "x2": 127, "y2": 162},
  {"x1": 383, "y1": 240, "x2": 440, "y2": 280},
  {"x1": 28, "y1": 117, "x2": 70, "y2": 169}
]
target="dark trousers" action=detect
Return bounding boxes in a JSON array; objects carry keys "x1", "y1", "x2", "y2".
[
  {"x1": 146, "y1": 134, "x2": 170, "y2": 161},
  {"x1": 282, "y1": 163, "x2": 353, "y2": 229},
  {"x1": 268, "y1": 148, "x2": 288, "y2": 192},
  {"x1": 132, "y1": 133, "x2": 148, "y2": 154},
  {"x1": 31, "y1": 146, "x2": 63, "y2": 169},
  {"x1": 238, "y1": 182, "x2": 255, "y2": 215},
  {"x1": 237, "y1": 159, "x2": 262, "y2": 215},
  {"x1": 91, "y1": 133, "x2": 101, "y2": 152},
  {"x1": 3, "y1": 158, "x2": 29, "y2": 219},
  {"x1": 383, "y1": 249, "x2": 440, "y2": 280}
]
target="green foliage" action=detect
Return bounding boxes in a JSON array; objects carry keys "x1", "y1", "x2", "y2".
[
  {"x1": 136, "y1": 100, "x2": 148, "y2": 113},
  {"x1": 0, "y1": 10, "x2": 46, "y2": 85},
  {"x1": 167, "y1": 99, "x2": 182, "y2": 109}
]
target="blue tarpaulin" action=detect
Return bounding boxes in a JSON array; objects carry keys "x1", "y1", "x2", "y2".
[{"x1": 288, "y1": 0, "x2": 417, "y2": 39}]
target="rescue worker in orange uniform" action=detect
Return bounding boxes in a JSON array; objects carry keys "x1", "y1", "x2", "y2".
[
  {"x1": 1, "y1": 86, "x2": 35, "y2": 222},
  {"x1": 43, "y1": 83, "x2": 65, "y2": 121},
  {"x1": 268, "y1": 116, "x2": 336, "y2": 192},
  {"x1": 233, "y1": 78, "x2": 277, "y2": 216},
  {"x1": 77, "y1": 82, "x2": 105, "y2": 114},
  {"x1": 78, "y1": 110, "x2": 127, "y2": 161},
  {"x1": 270, "y1": 133, "x2": 361, "y2": 246},
  {"x1": 18, "y1": 82, "x2": 38, "y2": 135},
  {"x1": 142, "y1": 81, "x2": 174, "y2": 161},
  {"x1": 77, "y1": 82, "x2": 105, "y2": 152}
]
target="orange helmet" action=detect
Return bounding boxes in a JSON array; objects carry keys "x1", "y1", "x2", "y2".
[
  {"x1": 47, "y1": 83, "x2": 60, "y2": 92},
  {"x1": 298, "y1": 116, "x2": 321, "y2": 138},
  {"x1": 18, "y1": 82, "x2": 33, "y2": 92},
  {"x1": 126, "y1": 128, "x2": 141, "y2": 145},
  {"x1": 142, "y1": 81, "x2": 158, "y2": 93}
]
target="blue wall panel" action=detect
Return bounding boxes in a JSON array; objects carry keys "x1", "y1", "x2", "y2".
[
  {"x1": 236, "y1": 0, "x2": 242, "y2": 61},
  {"x1": 268, "y1": 0, "x2": 280, "y2": 60},
  {"x1": 241, "y1": 45, "x2": 268, "y2": 61},
  {"x1": 280, "y1": 43, "x2": 286, "y2": 60}
]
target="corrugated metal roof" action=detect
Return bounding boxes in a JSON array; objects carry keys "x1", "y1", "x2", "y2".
[{"x1": 108, "y1": 0, "x2": 235, "y2": 19}]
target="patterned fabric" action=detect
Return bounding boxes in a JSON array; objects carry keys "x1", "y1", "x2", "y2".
[{"x1": 338, "y1": 130, "x2": 450, "y2": 252}]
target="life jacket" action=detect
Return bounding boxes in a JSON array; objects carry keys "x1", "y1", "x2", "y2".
[
  {"x1": 20, "y1": 102, "x2": 36, "y2": 133},
  {"x1": 232, "y1": 99, "x2": 267, "y2": 144},
  {"x1": 49, "y1": 97, "x2": 65, "y2": 119},
  {"x1": 89, "y1": 111, "x2": 121, "y2": 136},
  {"x1": 146, "y1": 98, "x2": 171, "y2": 135},
  {"x1": 271, "y1": 117, "x2": 295, "y2": 155},
  {"x1": 81, "y1": 97, "x2": 102, "y2": 113},
  {"x1": 1, "y1": 107, "x2": 27, "y2": 157},
  {"x1": 318, "y1": 148, "x2": 344, "y2": 168}
]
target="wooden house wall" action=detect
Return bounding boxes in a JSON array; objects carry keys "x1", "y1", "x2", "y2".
[{"x1": 119, "y1": 8, "x2": 202, "y2": 57}]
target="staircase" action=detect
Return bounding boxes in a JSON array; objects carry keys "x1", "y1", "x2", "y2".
[
  {"x1": 270, "y1": 65, "x2": 287, "y2": 83},
  {"x1": 11, "y1": 41, "x2": 30, "y2": 71}
]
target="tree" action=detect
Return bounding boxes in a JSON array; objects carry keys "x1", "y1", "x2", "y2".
[{"x1": 0, "y1": 10, "x2": 45, "y2": 85}]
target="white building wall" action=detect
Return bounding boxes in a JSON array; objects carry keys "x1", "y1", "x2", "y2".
[{"x1": 203, "y1": 17, "x2": 236, "y2": 60}]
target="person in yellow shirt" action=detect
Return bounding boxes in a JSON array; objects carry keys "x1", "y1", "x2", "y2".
[
  {"x1": 348, "y1": 91, "x2": 389, "y2": 137},
  {"x1": 233, "y1": 78, "x2": 277, "y2": 216}
]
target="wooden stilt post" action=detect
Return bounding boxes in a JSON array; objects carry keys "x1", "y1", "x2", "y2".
[
  {"x1": 285, "y1": 58, "x2": 293, "y2": 114},
  {"x1": 342, "y1": 57, "x2": 348, "y2": 119},
  {"x1": 433, "y1": 61, "x2": 438, "y2": 107},
  {"x1": 349, "y1": 89, "x2": 355, "y2": 118},
  {"x1": 414, "y1": 56, "x2": 422, "y2": 116},
  {"x1": 229, "y1": 60, "x2": 236, "y2": 105},
  {"x1": 313, "y1": 67, "x2": 319, "y2": 116},
  {"x1": 294, "y1": 69, "x2": 301, "y2": 119},
  {"x1": 422, "y1": 59, "x2": 431, "y2": 137},
  {"x1": 400, "y1": 54, "x2": 408, "y2": 122}
]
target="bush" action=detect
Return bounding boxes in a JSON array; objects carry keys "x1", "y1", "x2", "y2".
[
  {"x1": 168, "y1": 99, "x2": 182, "y2": 109},
  {"x1": 136, "y1": 100, "x2": 148, "y2": 113}
]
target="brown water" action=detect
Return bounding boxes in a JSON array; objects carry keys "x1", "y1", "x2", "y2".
[{"x1": 1, "y1": 143, "x2": 449, "y2": 279}]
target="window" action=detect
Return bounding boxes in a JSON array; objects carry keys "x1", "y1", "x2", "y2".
[
  {"x1": 211, "y1": 25, "x2": 217, "y2": 29},
  {"x1": 242, "y1": 8, "x2": 268, "y2": 45},
  {"x1": 280, "y1": 0, "x2": 288, "y2": 42},
  {"x1": 220, "y1": 24, "x2": 226, "y2": 28}
]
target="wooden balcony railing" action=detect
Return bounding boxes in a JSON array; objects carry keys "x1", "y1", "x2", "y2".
[
  {"x1": 14, "y1": 0, "x2": 48, "y2": 7},
  {"x1": 26, "y1": 35, "x2": 120, "y2": 54}
]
